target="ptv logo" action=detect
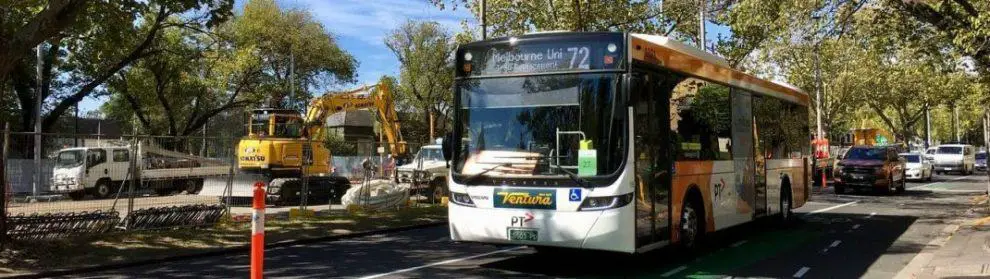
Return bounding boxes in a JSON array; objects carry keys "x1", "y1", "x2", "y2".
[{"x1": 510, "y1": 212, "x2": 534, "y2": 227}]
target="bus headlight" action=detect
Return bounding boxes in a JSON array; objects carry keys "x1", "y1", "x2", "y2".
[
  {"x1": 451, "y1": 192, "x2": 475, "y2": 207},
  {"x1": 578, "y1": 193, "x2": 634, "y2": 211}
]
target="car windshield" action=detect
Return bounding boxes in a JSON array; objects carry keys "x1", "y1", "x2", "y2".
[
  {"x1": 904, "y1": 155, "x2": 920, "y2": 163},
  {"x1": 937, "y1": 146, "x2": 963, "y2": 154},
  {"x1": 453, "y1": 73, "x2": 625, "y2": 180},
  {"x1": 416, "y1": 148, "x2": 443, "y2": 161},
  {"x1": 56, "y1": 150, "x2": 85, "y2": 168},
  {"x1": 844, "y1": 148, "x2": 886, "y2": 160},
  {"x1": 977, "y1": 152, "x2": 987, "y2": 160}
]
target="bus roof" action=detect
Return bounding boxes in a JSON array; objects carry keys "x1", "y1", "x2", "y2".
[{"x1": 629, "y1": 33, "x2": 810, "y2": 106}]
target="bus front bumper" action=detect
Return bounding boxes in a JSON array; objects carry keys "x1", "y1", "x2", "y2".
[{"x1": 448, "y1": 203, "x2": 635, "y2": 253}]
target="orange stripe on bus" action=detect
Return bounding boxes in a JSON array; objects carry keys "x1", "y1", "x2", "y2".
[{"x1": 629, "y1": 37, "x2": 810, "y2": 106}]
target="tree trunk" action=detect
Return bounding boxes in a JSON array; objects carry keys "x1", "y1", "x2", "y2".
[{"x1": 428, "y1": 109, "x2": 436, "y2": 141}]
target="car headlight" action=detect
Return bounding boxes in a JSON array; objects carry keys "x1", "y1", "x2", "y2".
[
  {"x1": 450, "y1": 192, "x2": 474, "y2": 207},
  {"x1": 578, "y1": 193, "x2": 634, "y2": 211}
]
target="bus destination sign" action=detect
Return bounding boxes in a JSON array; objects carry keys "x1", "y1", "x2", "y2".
[{"x1": 458, "y1": 37, "x2": 623, "y2": 76}]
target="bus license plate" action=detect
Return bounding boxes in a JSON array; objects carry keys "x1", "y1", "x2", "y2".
[{"x1": 508, "y1": 228, "x2": 538, "y2": 241}]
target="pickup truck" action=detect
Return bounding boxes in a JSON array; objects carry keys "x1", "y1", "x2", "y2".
[{"x1": 394, "y1": 144, "x2": 448, "y2": 203}]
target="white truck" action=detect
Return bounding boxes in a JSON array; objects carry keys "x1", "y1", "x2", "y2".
[
  {"x1": 394, "y1": 144, "x2": 449, "y2": 202},
  {"x1": 51, "y1": 142, "x2": 230, "y2": 200}
]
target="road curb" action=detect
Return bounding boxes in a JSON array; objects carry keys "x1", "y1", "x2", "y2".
[
  {"x1": 892, "y1": 223, "x2": 961, "y2": 279},
  {"x1": 3, "y1": 221, "x2": 448, "y2": 279}
]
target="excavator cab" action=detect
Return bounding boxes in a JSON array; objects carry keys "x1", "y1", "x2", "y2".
[{"x1": 248, "y1": 108, "x2": 304, "y2": 138}]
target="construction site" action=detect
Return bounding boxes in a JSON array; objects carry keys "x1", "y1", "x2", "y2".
[{"x1": 0, "y1": 82, "x2": 447, "y2": 242}]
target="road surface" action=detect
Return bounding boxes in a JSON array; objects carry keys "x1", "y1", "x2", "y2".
[{"x1": 64, "y1": 173, "x2": 989, "y2": 279}]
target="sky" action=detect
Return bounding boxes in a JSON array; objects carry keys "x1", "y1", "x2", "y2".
[{"x1": 79, "y1": 0, "x2": 731, "y2": 112}]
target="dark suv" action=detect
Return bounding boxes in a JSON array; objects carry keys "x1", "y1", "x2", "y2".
[{"x1": 833, "y1": 146, "x2": 907, "y2": 194}]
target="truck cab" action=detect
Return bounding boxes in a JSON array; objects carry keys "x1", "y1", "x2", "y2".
[{"x1": 52, "y1": 146, "x2": 130, "y2": 200}]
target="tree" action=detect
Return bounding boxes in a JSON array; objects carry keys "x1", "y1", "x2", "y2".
[
  {"x1": 228, "y1": 0, "x2": 357, "y2": 111},
  {"x1": 101, "y1": 26, "x2": 262, "y2": 138},
  {"x1": 2, "y1": 0, "x2": 233, "y2": 134},
  {"x1": 385, "y1": 20, "x2": 456, "y2": 140},
  {"x1": 99, "y1": 0, "x2": 357, "y2": 139}
]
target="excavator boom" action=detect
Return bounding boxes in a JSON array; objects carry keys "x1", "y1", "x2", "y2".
[{"x1": 303, "y1": 82, "x2": 407, "y2": 158}]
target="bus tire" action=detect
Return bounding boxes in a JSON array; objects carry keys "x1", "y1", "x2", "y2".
[
  {"x1": 779, "y1": 182, "x2": 793, "y2": 225},
  {"x1": 679, "y1": 193, "x2": 704, "y2": 253}
]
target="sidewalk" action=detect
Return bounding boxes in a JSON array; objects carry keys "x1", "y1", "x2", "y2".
[{"x1": 900, "y1": 196, "x2": 990, "y2": 278}]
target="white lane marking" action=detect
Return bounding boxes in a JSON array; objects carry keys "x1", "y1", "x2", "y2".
[
  {"x1": 661, "y1": 265, "x2": 688, "y2": 277},
  {"x1": 793, "y1": 267, "x2": 811, "y2": 278},
  {"x1": 852, "y1": 224, "x2": 861, "y2": 230},
  {"x1": 805, "y1": 201, "x2": 858, "y2": 215},
  {"x1": 908, "y1": 175, "x2": 973, "y2": 189},
  {"x1": 356, "y1": 246, "x2": 525, "y2": 279},
  {"x1": 730, "y1": 240, "x2": 747, "y2": 248},
  {"x1": 829, "y1": 240, "x2": 842, "y2": 248},
  {"x1": 867, "y1": 212, "x2": 876, "y2": 219}
]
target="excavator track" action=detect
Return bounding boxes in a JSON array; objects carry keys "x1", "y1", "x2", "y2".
[{"x1": 267, "y1": 176, "x2": 351, "y2": 206}]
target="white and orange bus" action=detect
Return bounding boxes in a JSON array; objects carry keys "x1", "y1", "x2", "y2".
[{"x1": 442, "y1": 32, "x2": 811, "y2": 253}]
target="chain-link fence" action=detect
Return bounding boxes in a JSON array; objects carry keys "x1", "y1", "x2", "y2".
[{"x1": 0, "y1": 127, "x2": 447, "y2": 248}]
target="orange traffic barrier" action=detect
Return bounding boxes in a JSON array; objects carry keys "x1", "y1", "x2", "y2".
[{"x1": 251, "y1": 181, "x2": 265, "y2": 279}]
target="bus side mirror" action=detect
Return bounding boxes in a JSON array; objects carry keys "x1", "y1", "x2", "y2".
[{"x1": 442, "y1": 132, "x2": 453, "y2": 162}]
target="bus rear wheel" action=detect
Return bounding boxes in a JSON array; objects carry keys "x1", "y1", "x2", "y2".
[{"x1": 779, "y1": 188, "x2": 793, "y2": 224}]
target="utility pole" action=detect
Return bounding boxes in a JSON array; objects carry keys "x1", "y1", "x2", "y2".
[
  {"x1": 34, "y1": 43, "x2": 43, "y2": 198},
  {"x1": 698, "y1": 0, "x2": 706, "y2": 51},
  {"x1": 480, "y1": 0, "x2": 486, "y2": 40}
]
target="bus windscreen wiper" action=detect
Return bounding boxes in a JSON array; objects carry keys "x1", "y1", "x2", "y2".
[
  {"x1": 464, "y1": 163, "x2": 511, "y2": 184},
  {"x1": 551, "y1": 165, "x2": 595, "y2": 188}
]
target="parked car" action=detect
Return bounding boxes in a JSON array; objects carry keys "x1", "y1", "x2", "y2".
[
  {"x1": 925, "y1": 147, "x2": 937, "y2": 160},
  {"x1": 976, "y1": 151, "x2": 987, "y2": 172},
  {"x1": 395, "y1": 144, "x2": 449, "y2": 202},
  {"x1": 933, "y1": 144, "x2": 976, "y2": 175},
  {"x1": 833, "y1": 145, "x2": 906, "y2": 195},
  {"x1": 900, "y1": 152, "x2": 933, "y2": 181}
]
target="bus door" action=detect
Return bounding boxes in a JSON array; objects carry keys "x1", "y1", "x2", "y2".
[
  {"x1": 633, "y1": 69, "x2": 672, "y2": 248},
  {"x1": 751, "y1": 96, "x2": 769, "y2": 217}
]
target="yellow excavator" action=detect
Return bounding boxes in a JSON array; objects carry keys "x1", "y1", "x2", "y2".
[{"x1": 236, "y1": 82, "x2": 407, "y2": 204}]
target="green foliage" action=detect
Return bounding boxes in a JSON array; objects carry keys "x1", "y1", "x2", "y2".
[
  {"x1": 324, "y1": 132, "x2": 358, "y2": 156},
  {"x1": 229, "y1": 0, "x2": 357, "y2": 111},
  {"x1": 385, "y1": 20, "x2": 457, "y2": 140},
  {"x1": 0, "y1": 0, "x2": 234, "y2": 134}
]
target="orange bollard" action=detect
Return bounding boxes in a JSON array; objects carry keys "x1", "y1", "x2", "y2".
[
  {"x1": 251, "y1": 181, "x2": 265, "y2": 279},
  {"x1": 822, "y1": 168, "x2": 827, "y2": 189}
]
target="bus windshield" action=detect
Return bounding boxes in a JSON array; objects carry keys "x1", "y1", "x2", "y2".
[{"x1": 453, "y1": 73, "x2": 625, "y2": 182}]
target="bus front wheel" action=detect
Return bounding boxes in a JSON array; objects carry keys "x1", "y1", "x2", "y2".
[{"x1": 679, "y1": 198, "x2": 703, "y2": 253}]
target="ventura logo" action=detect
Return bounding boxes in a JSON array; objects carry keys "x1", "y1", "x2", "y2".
[{"x1": 493, "y1": 189, "x2": 555, "y2": 209}]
